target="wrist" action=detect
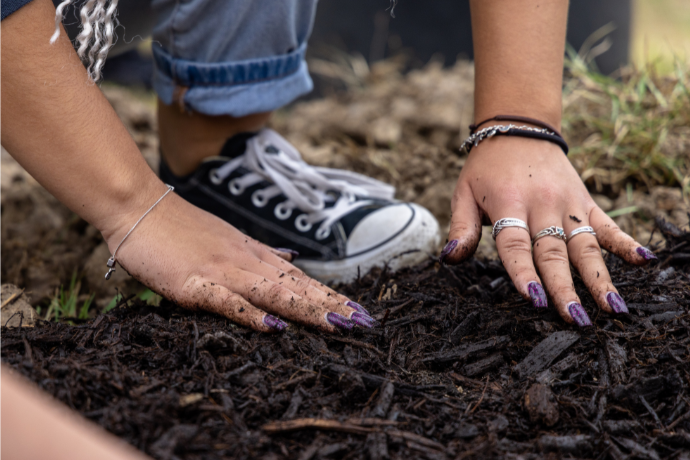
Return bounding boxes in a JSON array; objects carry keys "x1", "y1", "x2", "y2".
[
  {"x1": 473, "y1": 111, "x2": 562, "y2": 133},
  {"x1": 95, "y1": 174, "x2": 171, "y2": 246}
]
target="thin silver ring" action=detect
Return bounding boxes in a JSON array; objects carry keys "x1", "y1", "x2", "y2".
[
  {"x1": 492, "y1": 218, "x2": 530, "y2": 240},
  {"x1": 566, "y1": 226, "x2": 596, "y2": 244},
  {"x1": 532, "y1": 226, "x2": 566, "y2": 244}
]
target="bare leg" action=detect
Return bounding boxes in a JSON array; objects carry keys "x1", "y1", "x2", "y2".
[
  {"x1": 158, "y1": 101, "x2": 271, "y2": 176},
  {"x1": 2, "y1": 365, "x2": 151, "y2": 460}
]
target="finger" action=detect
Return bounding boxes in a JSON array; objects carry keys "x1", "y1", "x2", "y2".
[
  {"x1": 494, "y1": 224, "x2": 548, "y2": 309},
  {"x1": 589, "y1": 206, "x2": 657, "y2": 265},
  {"x1": 442, "y1": 179, "x2": 482, "y2": 264},
  {"x1": 565, "y1": 227, "x2": 628, "y2": 315},
  {"x1": 269, "y1": 247, "x2": 299, "y2": 262},
  {"x1": 226, "y1": 270, "x2": 358, "y2": 333},
  {"x1": 180, "y1": 276, "x2": 283, "y2": 333},
  {"x1": 532, "y1": 222, "x2": 592, "y2": 327},
  {"x1": 254, "y1": 245, "x2": 375, "y2": 320},
  {"x1": 244, "y1": 259, "x2": 377, "y2": 328}
]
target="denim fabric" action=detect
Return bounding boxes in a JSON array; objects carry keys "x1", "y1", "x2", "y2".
[
  {"x1": 1, "y1": 0, "x2": 34, "y2": 20},
  {"x1": 150, "y1": 0, "x2": 318, "y2": 116}
]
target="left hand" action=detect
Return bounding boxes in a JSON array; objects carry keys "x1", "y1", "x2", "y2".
[{"x1": 439, "y1": 135, "x2": 656, "y2": 326}]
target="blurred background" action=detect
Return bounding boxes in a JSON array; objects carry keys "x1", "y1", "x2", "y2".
[
  {"x1": 2, "y1": 0, "x2": 689, "y2": 319},
  {"x1": 94, "y1": 0, "x2": 690, "y2": 87}
]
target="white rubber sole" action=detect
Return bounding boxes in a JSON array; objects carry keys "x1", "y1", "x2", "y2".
[{"x1": 294, "y1": 204, "x2": 441, "y2": 284}]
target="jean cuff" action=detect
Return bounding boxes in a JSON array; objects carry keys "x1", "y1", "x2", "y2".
[{"x1": 152, "y1": 43, "x2": 313, "y2": 117}]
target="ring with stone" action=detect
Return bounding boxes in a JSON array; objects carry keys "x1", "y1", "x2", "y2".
[
  {"x1": 492, "y1": 218, "x2": 530, "y2": 240},
  {"x1": 532, "y1": 226, "x2": 567, "y2": 244},
  {"x1": 566, "y1": 226, "x2": 596, "y2": 244}
]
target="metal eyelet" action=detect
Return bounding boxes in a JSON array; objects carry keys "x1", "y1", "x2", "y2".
[
  {"x1": 209, "y1": 169, "x2": 223, "y2": 185},
  {"x1": 228, "y1": 179, "x2": 244, "y2": 195},
  {"x1": 274, "y1": 203, "x2": 292, "y2": 220},
  {"x1": 315, "y1": 227, "x2": 331, "y2": 240},
  {"x1": 295, "y1": 214, "x2": 313, "y2": 232},
  {"x1": 251, "y1": 190, "x2": 268, "y2": 208}
]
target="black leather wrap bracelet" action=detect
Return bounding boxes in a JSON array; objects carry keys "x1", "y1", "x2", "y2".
[{"x1": 460, "y1": 124, "x2": 569, "y2": 155}]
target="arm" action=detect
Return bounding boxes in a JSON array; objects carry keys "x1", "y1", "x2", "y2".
[
  {"x1": 1, "y1": 0, "x2": 364, "y2": 333},
  {"x1": 441, "y1": 0, "x2": 652, "y2": 326},
  {"x1": 471, "y1": 0, "x2": 566, "y2": 129}
]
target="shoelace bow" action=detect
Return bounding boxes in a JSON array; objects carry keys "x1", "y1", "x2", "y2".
[{"x1": 211, "y1": 129, "x2": 396, "y2": 238}]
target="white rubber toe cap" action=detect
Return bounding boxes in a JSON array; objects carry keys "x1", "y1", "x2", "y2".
[
  {"x1": 346, "y1": 203, "x2": 440, "y2": 257},
  {"x1": 295, "y1": 203, "x2": 440, "y2": 284}
]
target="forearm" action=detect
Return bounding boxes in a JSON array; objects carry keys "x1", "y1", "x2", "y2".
[
  {"x1": 470, "y1": 0, "x2": 568, "y2": 129},
  {"x1": 0, "y1": 0, "x2": 165, "y2": 241}
]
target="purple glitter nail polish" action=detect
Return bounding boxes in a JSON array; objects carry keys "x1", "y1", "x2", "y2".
[
  {"x1": 568, "y1": 303, "x2": 592, "y2": 327},
  {"x1": 439, "y1": 240, "x2": 458, "y2": 263},
  {"x1": 275, "y1": 248, "x2": 300, "y2": 258},
  {"x1": 346, "y1": 301, "x2": 370, "y2": 316},
  {"x1": 527, "y1": 282, "x2": 548, "y2": 308},
  {"x1": 326, "y1": 312, "x2": 354, "y2": 330},
  {"x1": 263, "y1": 315, "x2": 287, "y2": 331},
  {"x1": 606, "y1": 292, "x2": 629, "y2": 314},
  {"x1": 351, "y1": 312, "x2": 379, "y2": 329},
  {"x1": 636, "y1": 247, "x2": 657, "y2": 261}
]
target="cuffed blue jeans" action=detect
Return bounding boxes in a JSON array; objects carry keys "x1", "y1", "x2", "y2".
[
  {"x1": 14, "y1": 1, "x2": 318, "y2": 116},
  {"x1": 150, "y1": 0, "x2": 318, "y2": 117},
  {"x1": 50, "y1": 0, "x2": 318, "y2": 116}
]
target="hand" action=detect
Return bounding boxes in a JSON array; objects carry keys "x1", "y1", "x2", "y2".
[
  {"x1": 440, "y1": 136, "x2": 656, "y2": 326},
  {"x1": 105, "y1": 187, "x2": 375, "y2": 333}
]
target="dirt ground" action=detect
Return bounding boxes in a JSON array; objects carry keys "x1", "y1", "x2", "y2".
[{"x1": 2, "y1": 60, "x2": 690, "y2": 459}]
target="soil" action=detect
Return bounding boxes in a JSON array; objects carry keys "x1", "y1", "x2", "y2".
[
  {"x1": 2, "y1": 61, "x2": 690, "y2": 459},
  {"x1": 3, "y1": 219, "x2": 690, "y2": 459}
]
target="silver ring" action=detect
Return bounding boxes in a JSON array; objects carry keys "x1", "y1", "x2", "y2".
[
  {"x1": 532, "y1": 226, "x2": 566, "y2": 244},
  {"x1": 492, "y1": 218, "x2": 530, "y2": 240},
  {"x1": 566, "y1": 226, "x2": 596, "y2": 244}
]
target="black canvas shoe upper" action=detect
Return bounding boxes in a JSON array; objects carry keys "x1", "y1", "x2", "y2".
[{"x1": 159, "y1": 129, "x2": 410, "y2": 262}]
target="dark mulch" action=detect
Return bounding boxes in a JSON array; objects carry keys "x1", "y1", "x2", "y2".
[{"x1": 3, "y1": 218, "x2": 690, "y2": 460}]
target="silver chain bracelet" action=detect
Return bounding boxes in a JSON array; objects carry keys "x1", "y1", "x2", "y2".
[
  {"x1": 105, "y1": 184, "x2": 174, "y2": 280},
  {"x1": 460, "y1": 124, "x2": 557, "y2": 153}
]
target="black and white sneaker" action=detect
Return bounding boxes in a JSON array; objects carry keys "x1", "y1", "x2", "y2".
[{"x1": 160, "y1": 129, "x2": 440, "y2": 284}]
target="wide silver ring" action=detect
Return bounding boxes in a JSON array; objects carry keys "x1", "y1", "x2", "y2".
[
  {"x1": 492, "y1": 218, "x2": 530, "y2": 240},
  {"x1": 566, "y1": 226, "x2": 596, "y2": 244},
  {"x1": 532, "y1": 226, "x2": 566, "y2": 244}
]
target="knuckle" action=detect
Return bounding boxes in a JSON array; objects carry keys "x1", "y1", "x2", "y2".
[
  {"x1": 495, "y1": 184, "x2": 523, "y2": 204},
  {"x1": 500, "y1": 238, "x2": 532, "y2": 256},
  {"x1": 511, "y1": 265, "x2": 536, "y2": 283},
  {"x1": 268, "y1": 282, "x2": 289, "y2": 299},
  {"x1": 577, "y1": 241, "x2": 603, "y2": 259},
  {"x1": 287, "y1": 267, "x2": 306, "y2": 278},
  {"x1": 535, "y1": 244, "x2": 569, "y2": 265},
  {"x1": 533, "y1": 183, "x2": 561, "y2": 208}
]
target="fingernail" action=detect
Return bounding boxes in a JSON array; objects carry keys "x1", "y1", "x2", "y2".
[
  {"x1": 326, "y1": 312, "x2": 354, "y2": 330},
  {"x1": 263, "y1": 315, "x2": 288, "y2": 331},
  {"x1": 606, "y1": 292, "x2": 629, "y2": 314},
  {"x1": 351, "y1": 312, "x2": 379, "y2": 329},
  {"x1": 527, "y1": 282, "x2": 548, "y2": 308},
  {"x1": 346, "y1": 301, "x2": 370, "y2": 316},
  {"x1": 439, "y1": 239, "x2": 458, "y2": 263},
  {"x1": 636, "y1": 246, "x2": 657, "y2": 261},
  {"x1": 275, "y1": 248, "x2": 300, "y2": 259},
  {"x1": 567, "y1": 302, "x2": 592, "y2": 327}
]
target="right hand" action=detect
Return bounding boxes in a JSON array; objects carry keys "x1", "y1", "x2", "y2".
[{"x1": 104, "y1": 185, "x2": 375, "y2": 333}]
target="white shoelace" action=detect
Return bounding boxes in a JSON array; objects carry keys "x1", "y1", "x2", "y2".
[{"x1": 210, "y1": 129, "x2": 396, "y2": 240}]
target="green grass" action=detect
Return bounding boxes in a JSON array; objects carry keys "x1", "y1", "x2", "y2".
[
  {"x1": 103, "y1": 289, "x2": 162, "y2": 314},
  {"x1": 562, "y1": 49, "x2": 690, "y2": 202},
  {"x1": 44, "y1": 272, "x2": 95, "y2": 322}
]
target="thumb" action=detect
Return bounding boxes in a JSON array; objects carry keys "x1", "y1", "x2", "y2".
[{"x1": 440, "y1": 179, "x2": 482, "y2": 264}]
